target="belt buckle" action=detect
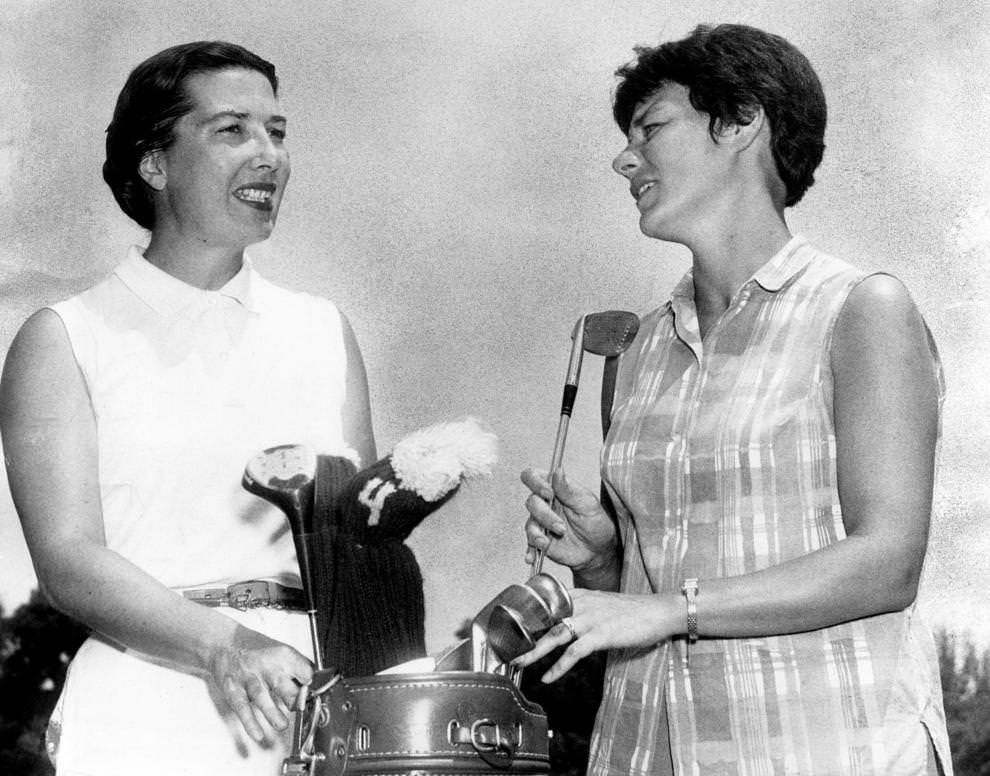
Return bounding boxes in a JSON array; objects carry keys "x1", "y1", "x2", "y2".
[{"x1": 229, "y1": 580, "x2": 274, "y2": 610}]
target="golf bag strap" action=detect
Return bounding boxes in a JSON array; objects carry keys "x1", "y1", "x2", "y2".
[
  {"x1": 599, "y1": 354, "x2": 620, "y2": 519},
  {"x1": 600, "y1": 354, "x2": 620, "y2": 438}
]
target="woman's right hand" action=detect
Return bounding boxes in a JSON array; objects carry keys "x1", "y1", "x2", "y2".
[
  {"x1": 521, "y1": 468, "x2": 618, "y2": 578},
  {"x1": 206, "y1": 624, "x2": 314, "y2": 745}
]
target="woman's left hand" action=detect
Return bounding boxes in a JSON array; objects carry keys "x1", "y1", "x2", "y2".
[{"x1": 511, "y1": 587, "x2": 682, "y2": 683}]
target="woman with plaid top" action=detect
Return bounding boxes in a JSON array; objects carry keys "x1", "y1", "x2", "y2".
[{"x1": 517, "y1": 24, "x2": 951, "y2": 775}]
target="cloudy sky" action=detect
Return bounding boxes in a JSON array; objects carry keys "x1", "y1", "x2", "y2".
[{"x1": 1, "y1": 0, "x2": 988, "y2": 651}]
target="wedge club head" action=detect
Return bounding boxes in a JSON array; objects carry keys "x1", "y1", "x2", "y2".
[{"x1": 581, "y1": 310, "x2": 640, "y2": 356}]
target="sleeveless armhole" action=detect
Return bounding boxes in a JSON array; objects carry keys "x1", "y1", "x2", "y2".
[
  {"x1": 821, "y1": 270, "x2": 876, "y2": 371},
  {"x1": 44, "y1": 301, "x2": 96, "y2": 408},
  {"x1": 314, "y1": 295, "x2": 349, "y2": 406},
  {"x1": 823, "y1": 271, "x2": 945, "y2": 394},
  {"x1": 329, "y1": 300, "x2": 348, "y2": 390},
  {"x1": 821, "y1": 270, "x2": 946, "y2": 453}
]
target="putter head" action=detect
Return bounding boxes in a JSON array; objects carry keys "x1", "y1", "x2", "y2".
[
  {"x1": 242, "y1": 444, "x2": 318, "y2": 534},
  {"x1": 582, "y1": 310, "x2": 640, "y2": 356}
]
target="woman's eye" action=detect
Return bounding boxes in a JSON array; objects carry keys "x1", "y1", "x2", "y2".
[
  {"x1": 643, "y1": 123, "x2": 663, "y2": 139},
  {"x1": 269, "y1": 127, "x2": 286, "y2": 141},
  {"x1": 218, "y1": 124, "x2": 243, "y2": 135}
]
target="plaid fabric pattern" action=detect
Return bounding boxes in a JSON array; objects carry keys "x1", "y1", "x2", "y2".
[{"x1": 589, "y1": 238, "x2": 951, "y2": 775}]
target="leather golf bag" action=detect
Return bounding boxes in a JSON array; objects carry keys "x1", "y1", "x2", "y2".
[
  {"x1": 285, "y1": 669, "x2": 550, "y2": 776},
  {"x1": 283, "y1": 420, "x2": 550, "y2": 775}
]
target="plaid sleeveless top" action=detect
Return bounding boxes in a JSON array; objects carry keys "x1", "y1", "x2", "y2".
[{"x1": 590, "y1": 237, "x2": 951, "y2": 775}]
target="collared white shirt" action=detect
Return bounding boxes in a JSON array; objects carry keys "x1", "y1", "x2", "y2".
[{"x1": 51, "y1": 246, "x2": 350, "y2": 589}]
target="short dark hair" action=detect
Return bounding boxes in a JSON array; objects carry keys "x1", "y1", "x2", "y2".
[
  {"x1": 103, "y1": 41, "x2": 278, "y2": 230},
  {"x1": 613, "y1": 24, "x2": 826, "y2": 207}
]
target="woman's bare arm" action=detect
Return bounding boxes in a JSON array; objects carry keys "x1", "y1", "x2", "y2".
[{"x1": 0, "y1": 308, "x2": 313, "y2": 743}]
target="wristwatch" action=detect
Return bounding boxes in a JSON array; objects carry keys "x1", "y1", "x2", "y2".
[{"x1": 681, "y1": 578, "x2": 699, "y2": 643}]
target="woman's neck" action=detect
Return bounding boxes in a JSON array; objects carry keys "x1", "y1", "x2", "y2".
[
  {"x1": 143, "y1": 232, "x2": 246, "y2": 291},
  {"x1": 679, "y1": 200, "x2": 792, "y2": 339},
  {"x1": 686, "y1": 201, "x2": 791, "y2": 306}
]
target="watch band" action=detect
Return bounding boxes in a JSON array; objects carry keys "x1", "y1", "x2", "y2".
[{"x1": 681, "y1": 578, "x2": 699, "y2": 644}]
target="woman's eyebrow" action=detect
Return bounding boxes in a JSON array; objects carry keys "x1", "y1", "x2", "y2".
[
  {"x1": 198, "y1": 110, "x2": 287, "y2": 125},
  {"x1": 203, "y1": 110, "x2": 249, "y2": 123},
  {"x1": 631, "y1": 103, "x2": 669, "y2": 130}
]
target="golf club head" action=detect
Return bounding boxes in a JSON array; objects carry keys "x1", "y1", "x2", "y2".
[
  {"x1": 487, "y1": 603, "x2": 537, "y2": 663},
  {"x1": 581, "y1": 310, "x2": 640, "y2": 356},
  {"x1": 484, "y1": 574, "x2": 573, "y2": 663},
  {"x1": 525, "y1": 572, "x2": 573, "y2": 620},
  {"x1": 242, "y1": 444, "x2": 318, "y2": 535}
]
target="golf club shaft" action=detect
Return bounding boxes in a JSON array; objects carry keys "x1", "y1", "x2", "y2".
[
  {"x1": 531, "y1": 316, "x2": 585, "y2": 575},
  {"x1": 290, "y1": 530, "x2": 324, "y2": 671}
]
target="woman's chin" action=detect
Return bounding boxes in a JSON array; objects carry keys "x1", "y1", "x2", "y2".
[{"x1": 638, "y1": 217, "x2": 674, "y2": 243}]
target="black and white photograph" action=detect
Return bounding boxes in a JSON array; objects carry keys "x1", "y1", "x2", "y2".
[{"x1": 1, "y1": 2, "x2": 988, "y2": 774}]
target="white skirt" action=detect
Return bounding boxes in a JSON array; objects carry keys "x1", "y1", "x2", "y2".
[{"x1": 49, "y1": 607, "x2": 313, "y2": 776}]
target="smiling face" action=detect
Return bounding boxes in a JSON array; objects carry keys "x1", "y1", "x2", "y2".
[
  {"x1": 141, "y1": 67, "x2": 290, "y2": 251},
  {"x1": 612, "y1": 82, "x2": 731, "y2": 244}
]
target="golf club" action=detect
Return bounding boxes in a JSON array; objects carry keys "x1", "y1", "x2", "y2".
[
  {"x1": 485, "y1": 573, "x2": 573, "y2": 664},
  {"x1": 531, "y1": 310, "x2": 640, "y2": 575},
  {"x1": 242, "y1": 444, "x2": 323, "y2": 669}
]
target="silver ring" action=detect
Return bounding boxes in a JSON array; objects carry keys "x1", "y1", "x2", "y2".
[{"x1": 560, "y1": 616, "x2": 577, "y2": 641}]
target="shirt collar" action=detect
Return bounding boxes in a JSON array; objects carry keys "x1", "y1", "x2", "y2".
[
  {"x1": 668, "y1": 234, "x2": 814, "y2": 306},
  {"x1": 115, "y1": 246, "x2": 261, "y2": 316},
  {"x1": 664, "y1": 235, "x2": 813, "y2": 356},
  {"x1": 750, "y1": 234, "x2": 814, "y2": 292}
]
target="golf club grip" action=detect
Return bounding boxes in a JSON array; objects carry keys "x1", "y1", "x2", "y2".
[{"x1": 560, "y1": 383, "x2": 578, "y2": 417}]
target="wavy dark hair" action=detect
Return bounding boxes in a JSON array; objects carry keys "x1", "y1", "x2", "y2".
[
  {"x1": 613, "y1": 24, "x2": 826, "y2": 207},
  {"x1": 103, "y1": 41, "x2": 278, "y2": 230}
]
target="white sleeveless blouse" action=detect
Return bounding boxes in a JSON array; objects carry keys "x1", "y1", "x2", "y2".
[
  {"x1": 51, "y1": 246, "x2": 350, "y2": 589},
  {"x1": 46, "y1": 247, "x2": 351, "y2": 776}
]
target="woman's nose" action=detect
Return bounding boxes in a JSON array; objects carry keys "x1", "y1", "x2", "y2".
[
  {"x1": 612, "y1": 146, "x2": 640, "y2": 178},
  {"x1": 252, "y1": 131, "x2": 282, "y2": 170}
]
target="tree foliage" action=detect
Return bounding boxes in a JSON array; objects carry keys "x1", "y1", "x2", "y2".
[
  {"x1": 938, "y1": 628, "x2": 990, "y2": 775},
  {"x1": 0, "y1": 591, "x2": 88, "y2": 776}
]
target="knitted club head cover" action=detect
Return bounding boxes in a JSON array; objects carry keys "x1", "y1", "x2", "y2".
[
  {"x1": 312, "y1": 453, "x2": 435, "y2": 674},
  {"x1": 322, "y1": 536, "x2": 427, "y2": 676},
  {"x1": 312, "y1": 419, "x2": 497, "y2": 675},
  {"x1": 334, "y1": 456, "x2": 460, "y2": 544}
]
